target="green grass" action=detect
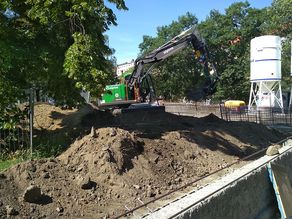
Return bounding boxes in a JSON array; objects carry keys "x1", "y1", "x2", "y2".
[
  {"x1": 0, "y1": 157, "x2": 24, "y2": 172},
  {"x1": 0, "y1": 150, "x2": 31, "y2": 172},
  {"x1": 0, "y1": 143, "x2": 63, "y2": 172}
]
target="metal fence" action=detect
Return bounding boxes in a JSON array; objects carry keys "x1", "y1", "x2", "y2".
[
  {"x1": 166, "y1": 102, "x2": 292, "y2": 127},
  {"x1": 0, "y1": 119, "x2": 30, "y2": 157},
  {"x1": 165, "y1": 102, "x2": 221, "y2": 117},
  {"x1": 220, "y1": 106, "x2": 292, "y2": 126},
  {"x1": 0, "y1": 89, "x2": 34, "y2": 157}
]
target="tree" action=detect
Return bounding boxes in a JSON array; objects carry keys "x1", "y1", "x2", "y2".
[
  {"x1": 198, "y1": 2, "x2": 269, "y2": 101},
  {"x1": 264, "y1": 0, "x2": 292, "y2": 90},
  {"x1": 0, "y1": 0, "x2": 127, "y2": 127},
  {"x1": 0, "y1": 0, "x2": 127, "y2": 101}
]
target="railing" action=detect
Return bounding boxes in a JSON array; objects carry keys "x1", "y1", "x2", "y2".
[
  {"x1": 220, "y1": 106, "x2": 292, "y2": 126},
  {"x1": 0, "y1": 119, "x2": 30, "y2": 157},
  {"x1": 165, "y1": 102, "x2": 221, "y2": 117}
]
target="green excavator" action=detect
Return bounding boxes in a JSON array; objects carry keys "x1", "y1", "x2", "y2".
[{"x1": 98, "y1": 26, "x2": 219, "y2": 110}]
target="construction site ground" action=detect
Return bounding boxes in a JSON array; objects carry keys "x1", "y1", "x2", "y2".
[{"x1": 0, "y1": 103, "x2": 286, "y2": 218}]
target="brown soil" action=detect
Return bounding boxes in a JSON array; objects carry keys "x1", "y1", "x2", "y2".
[{"x1": 0, "y1": 104, "x2": 284, "y2": 218}]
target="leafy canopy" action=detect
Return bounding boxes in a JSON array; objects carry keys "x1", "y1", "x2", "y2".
[{"x1": 0, "y1": 0, "x2": 127, "y2": 128}]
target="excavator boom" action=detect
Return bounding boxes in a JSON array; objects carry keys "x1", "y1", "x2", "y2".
[{"x1": 99, "y1": 26, "x2": 219, "y2": 109}]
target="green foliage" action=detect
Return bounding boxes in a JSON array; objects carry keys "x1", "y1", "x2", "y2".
[
  {"x1": 138, "y1": 1, "x2": 291, "y2": 102},
  {"x1": 0, "y1": 150, "x2": 30, "y2": 172},
  {"x1": 0, "y1": 0, "x2": 126, "y2": 127},
  {"x1": 32, "y1": 143, "x2": 65, "y2": 158},
  {"x1": 265, "y1": 0, "x2": 292, "y2": 36},
  {"x1": 198, "y1": 2, "x2": 269, "y2": 101},
  {"x1": 64, "y1": 33, "x2": 115, "y2": 96},
  {"x1": 0, "y1": 157, "x2": 25, "y2": 172},
  {"x1": 265, "y1": 0, "x2": 292, "y2": 91}
]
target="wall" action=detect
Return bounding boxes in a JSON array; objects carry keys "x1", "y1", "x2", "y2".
[
  {"x1": 165, "y1": 103, "x2": 221, "y2": 117},
  {"x1": 145, "y1": 140, "x2": 292, "y2": 219}
]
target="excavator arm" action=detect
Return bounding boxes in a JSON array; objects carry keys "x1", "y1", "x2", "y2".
[
  {"x1": 126, "y1": 26, "x2": 218, "y2": 101},
  {"x1": 99, "y1": 26, "x2": 219, "y2": 109}
]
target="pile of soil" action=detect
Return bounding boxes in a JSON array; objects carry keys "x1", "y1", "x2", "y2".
[{"x1": 0, "y1": 104, "x2": 284, "y2": 218}]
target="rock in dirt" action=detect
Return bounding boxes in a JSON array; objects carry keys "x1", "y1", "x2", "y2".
[
  {"x1": 184, "y1": 150, "x2": 196, "y2": 160},
  {"x1": 109, "y1": 128, "x2": 117, "y2": 137},
  {"x1": 79, "y1": 176, "x2": 95, "y2": 190},
  {"x1": 56, "y1": 206, "x2": 64, "y2": 213},
  {"x1": 23, "y1": 185, "x2": 42, "y2": 203},
  {"x1": 6, "y1": 205, "x2": 18, "y2": 216},
  {"x1": 90, "y1": 126, "x2": 97, "y2": 138},
  {"x1": 42, "y1": 172, "x2": 50, "y2": 179},
  {"x1": 266, "y1": 144, "x2": 281, "y2": 156},
  {"x1": 133, "y1": 184, "x2": 141, "y2": 190},
  {"x1": 146, "y1": 186, "x2": 155, "y2": 197},
  {"x1": 28, "y1": 164, "x2": 37, "y2": 172},
  {"x1": 0, "y1": 173, "x2": 6, "y2": 179}
]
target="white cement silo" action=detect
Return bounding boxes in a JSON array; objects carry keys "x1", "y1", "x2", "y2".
[
  {"x1": 289, "y1": 40, "x2": 292, "y2": 108},
  {"x1": 248, "y1": 35, "x2": 283, "y2": 110}
]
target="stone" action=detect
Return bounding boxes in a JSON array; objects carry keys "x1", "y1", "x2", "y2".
[
  {"x1": 109, "y1": 128, "x2": 117, "y2": 137},
  {"x1": 184, "y1": 150, "x2": 194, "y2": 160},
  {"x1": 133, "y1": 184, "x2": 141, "y2": 190},
  {"x1": 80, "y1": 176, "x2": 94, "y2": 190},
  {"x1": 90, "y1": 126, "x2": 97, "y2": 138},
  {"x1": 30, "y1": 206, "x2": 36, "y2": 213},
  {"x1": 153, "y1": 156, "x2": 159, "y2": 164},
  {"x1": 0, "y1": 173, "x2": 6, "y2": 179},
  {"x1": 56, "y1": 206, "x2": 64, "y2": 213},
  {"x1": 49, "y1": 158, "x2": 56, "y2": 163},
  {"x1": 23, "y1": 185, "x2": 42, "y2": 203},
  {"x1": 28, "y1": 164, "x2": 37, "y2": 172},
  {"x1": 156, "y1": 188, "x2": 161, "y2": 195},
  {"x1": 174, "y1": 177, "x2": 182, "y2": 183},
  {"x1": 6, "y1": 205, "x2": 18, "y2": 216},
  {"x1": 77, "y1": 167, "x2": 83, "y2": 172},
  {"x1": 42, "y1": 172, "x2": 50, "y2": 179},
  {"x1": 146, "y1": 186, "x2": 155, "y2": 197},
  {"x1": 266, "y1": 144, "x2": 281, "y2": 156}
]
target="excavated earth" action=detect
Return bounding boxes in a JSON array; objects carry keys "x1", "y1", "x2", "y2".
[{"x1": 0, "y1": 104, "x2": 285, "y2": 218}]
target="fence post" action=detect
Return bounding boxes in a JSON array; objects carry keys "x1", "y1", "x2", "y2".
[
  {"x1": 219, "y1": 104, "x2": 223, "y2": 119},
  {"x1": 285, "y1": 108, "x2": 288, "y2": 125},
  {"x1": 272, "y1": 108, "x2": 274, "y2": 125},
  {"x1": 289, "y1": 108, "x2": 291, "y2": 125},
  {"x1": 29, "y1": 88, "x2": 34, "y2": 158},
  {"x1": 257, "y1": 110, "x2": 261, "y2": 124}
]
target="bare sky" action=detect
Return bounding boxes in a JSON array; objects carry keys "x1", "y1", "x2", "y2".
[{"x1": 106, "y1": 0, "x2": 273, "y2": 64}]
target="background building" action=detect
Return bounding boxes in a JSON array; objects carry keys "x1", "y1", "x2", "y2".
[{"x1": 116, "y1": 59, "x2": 135, "y2": 76}]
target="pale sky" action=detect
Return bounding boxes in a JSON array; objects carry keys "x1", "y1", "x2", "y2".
[{"x1": 106, "y1": 0, "x2": 273, "y2": 64}]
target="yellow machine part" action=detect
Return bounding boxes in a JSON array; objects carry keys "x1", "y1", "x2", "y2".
[{"x1": 224, "y1": 100, "x2": 246, "y2": 108}]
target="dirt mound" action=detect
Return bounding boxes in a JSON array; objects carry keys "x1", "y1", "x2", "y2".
[
  {"x1": 59, "y1": 128, "x2": 144, "y2": 176},
  {"x1": 201, "y1": 113, "x2": 223, "y2": 123},
  {"x1": 34, "y1": 103, "x2": 77, "y2": 131},
  {"x1": 0, "y1": 104, "x2": 285, "y2": 218}
]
